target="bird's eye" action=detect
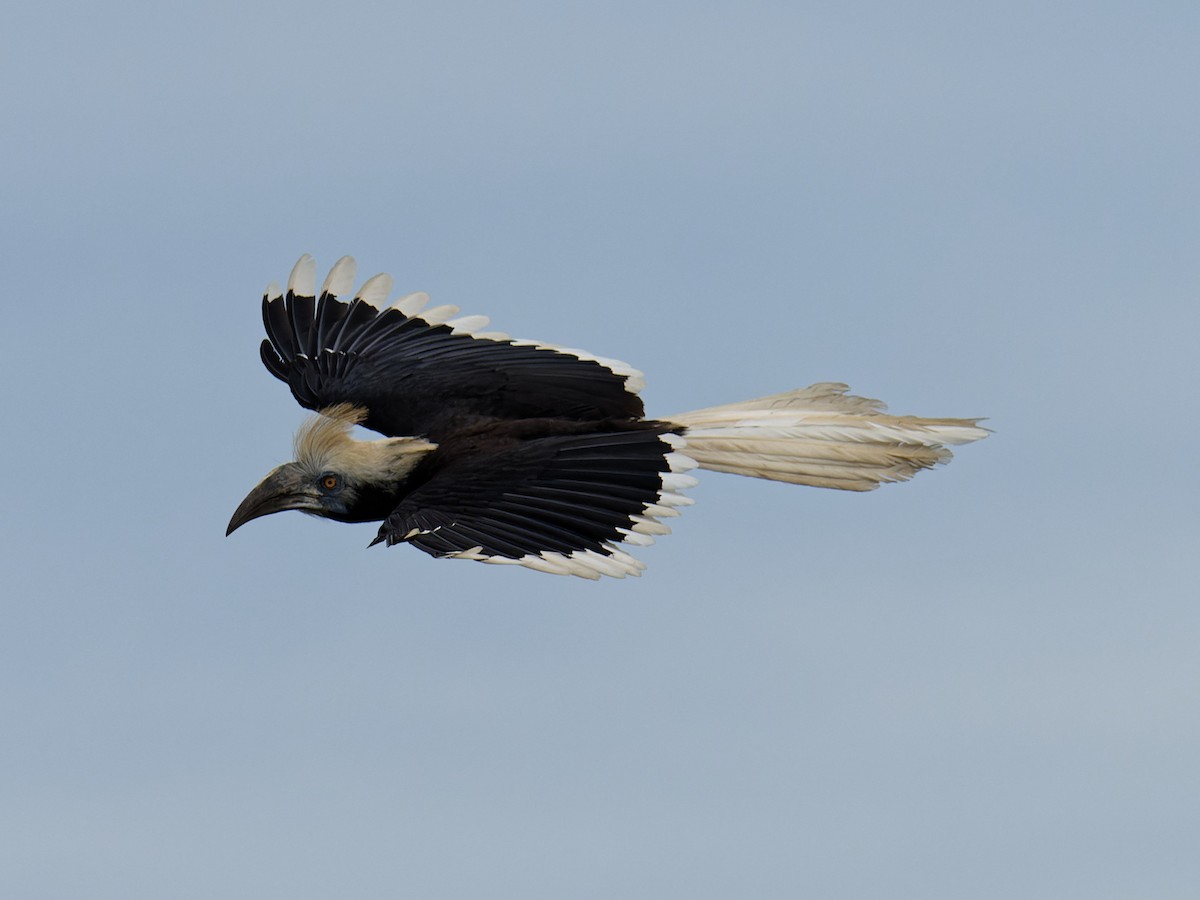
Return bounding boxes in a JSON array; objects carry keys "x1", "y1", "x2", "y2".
[{"x1": 320, "y1": 474, "x2": 341, "y2": 491}]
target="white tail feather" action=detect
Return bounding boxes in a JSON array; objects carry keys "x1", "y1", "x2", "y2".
[{"x1": 667, "y1": 383, "x2": 988, "y2": 492}]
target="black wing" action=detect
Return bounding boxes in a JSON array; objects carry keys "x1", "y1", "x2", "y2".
[
  {"x1": 258, "y1": 255, "x2": 645, "y2": 439},
  {"x1": 373, "y1": 427, "x2": 698, "y2": 579}
]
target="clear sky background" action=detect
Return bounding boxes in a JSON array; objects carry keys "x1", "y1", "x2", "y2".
[{"x1": 2, "y1": 2, "x2": 1198, "y2": 897}]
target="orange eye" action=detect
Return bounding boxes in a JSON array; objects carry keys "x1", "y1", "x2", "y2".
[{"x1": 321, "y1": 474, "x2": 340, "y2": 491}]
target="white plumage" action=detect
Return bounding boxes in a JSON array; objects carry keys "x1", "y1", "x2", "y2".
[{"x1": 668, "y1": 383, "x2": 987, "y2": 492}]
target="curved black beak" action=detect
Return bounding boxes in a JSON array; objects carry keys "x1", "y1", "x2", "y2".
[{"x1": 226, "y1": 464, "x2": 314, "y2": 535}]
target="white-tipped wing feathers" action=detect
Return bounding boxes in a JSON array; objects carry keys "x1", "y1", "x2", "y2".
[
  {"x1": 391, "y1": 291, "x2": 429, "y2": 316},
  {"x1": 320, "y1": 255, "x2": 357, "y2": 298},
  {"x1": 354, "y1": 272, "x2": 394, "y2": 307},
  {"x1": 286, "y1": 253, "x2": 316, "y2": 298},
  {"x1": 316, "y1": 255, "x2": 645, "y2": 395},
  {"x1": 250, "y1": 255, "x2": 988, "y2": 579},
  {"x1": 259, "y1": 256, "x2": 648, "y2": 439}
]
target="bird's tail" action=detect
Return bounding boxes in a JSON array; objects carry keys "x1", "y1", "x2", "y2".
[{"x1": 664, "y1": 383, "x2": 988, "y2": 492}]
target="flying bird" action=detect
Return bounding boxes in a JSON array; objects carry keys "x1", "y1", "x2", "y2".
[{"x1": 227, "y1": 255, "x2": 987, "y2": 579}]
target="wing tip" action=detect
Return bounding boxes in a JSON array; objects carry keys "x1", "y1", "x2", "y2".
[
  {"x1": 321, "y1": 256, "x2": 357, "y2": 298},
  {"x1": 287, "y1": 254, "x2": 317, "y2": 298}
]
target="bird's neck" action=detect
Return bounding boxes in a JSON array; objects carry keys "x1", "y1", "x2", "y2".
[
  {"x1": 345, "y1": 435, "x2": 438, "y2": 484},
  {"x1": 332, "y1": 480, "x2": 414, "y2": 523}
]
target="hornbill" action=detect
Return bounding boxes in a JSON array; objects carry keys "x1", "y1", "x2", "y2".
[{"x1": 227, "y1": 255, "x2": 987, "y2": 579}]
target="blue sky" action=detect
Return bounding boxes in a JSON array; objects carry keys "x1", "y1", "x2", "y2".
[{"x1": 2, "y1": 2, "x2": 1198, "y2": 897}]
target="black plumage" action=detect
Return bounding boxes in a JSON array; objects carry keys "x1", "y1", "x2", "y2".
[
  {"x1": 375, "y1": 424, "x2": 680, "y2": 564},
  {"x1": 259, "y1": 274, "x2": 643, "y2": 440},
  {"x1": 228, "y1": 255, "x2": 988, "y2": 579},
  {"x1": 230, "y1": 255, "x2": 692, "y2": 578}
]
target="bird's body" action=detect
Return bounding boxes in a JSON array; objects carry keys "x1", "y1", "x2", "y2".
[{"x1": 228, "y1": 255, "x2": 987, "y2": 578}]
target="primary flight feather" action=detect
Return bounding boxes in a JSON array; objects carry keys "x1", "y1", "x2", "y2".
[{"x1": 227, "y1": 255, "x2": 987, "y2": 579}]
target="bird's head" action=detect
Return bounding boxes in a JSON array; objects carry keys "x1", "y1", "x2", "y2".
[{"x1": 226, "y1": 404, "x2": 436, "y2": 535}]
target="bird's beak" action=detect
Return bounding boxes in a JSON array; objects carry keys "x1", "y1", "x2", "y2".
[{"x1": 226, "y1": 464, "x2": 315, "y2": 535}]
